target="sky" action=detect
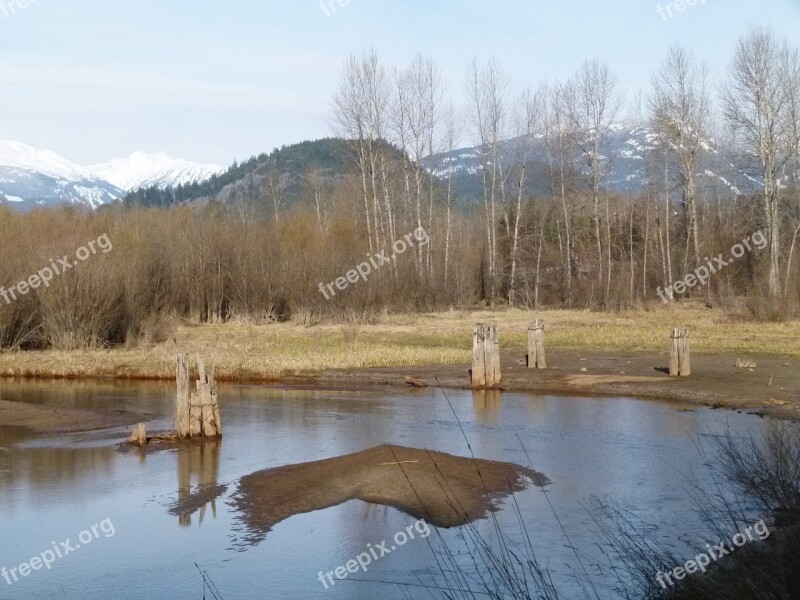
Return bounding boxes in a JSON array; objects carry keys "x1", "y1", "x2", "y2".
[{"x1": 1, "y1": 0, "x2": 799, "y2": 167}]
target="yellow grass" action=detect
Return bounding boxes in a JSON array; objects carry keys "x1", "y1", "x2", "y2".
[{"x1": 0, "y1": 303, "x2": 797, "y2": 380}]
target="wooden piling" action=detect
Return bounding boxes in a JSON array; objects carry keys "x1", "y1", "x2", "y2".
[
  {"x1": 210, "y1": 362, "x2": 222, "y2": 436},
  {"x1": 189, "y1": 382, "x2": 203, "y2": 437},
  {"x1": 527, "y1": 319, "x2": 547, "y2": 369},
  {"x1": 128, "y1": 422, "x2": 147, "y2": 447},
  {"x1": 472, "y1": 323, "x2": 501, "y2": 388},
  {"x1": 176, "y1": 355, "x2": 222, "y2": 440},
  {"x1": 176, "y1": 354, "x2": 191, "y2": 438},
  {"x1": 669, "y1": 328, "x2": 691, "y2": 377}
]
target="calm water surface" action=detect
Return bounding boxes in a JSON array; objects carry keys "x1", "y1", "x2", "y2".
[{"x1": 0, "y1": 381, "x2": 768, "y2": 599}]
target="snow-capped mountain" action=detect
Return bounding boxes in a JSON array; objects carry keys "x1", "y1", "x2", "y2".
[
  {"x1": 0, "y1": 141, "x2": 224, "y2": 211},
  {"x1": 0, "y1": 141, "x2": 124, "y2": 211},
  {"x1": 422, "y1": 124, "x2": 756, "y2": 202},
  {"x1": 88, "y1": 152, "x2": 223, "y2": 191}
]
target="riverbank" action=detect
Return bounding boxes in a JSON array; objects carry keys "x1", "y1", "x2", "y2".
[{"x1": 0, "y1": 304, "x2": 798, "y2": 430}]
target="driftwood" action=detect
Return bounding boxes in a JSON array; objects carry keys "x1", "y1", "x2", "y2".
[{"x1": 404, "y1": 375, "x2": 428, "y2": 388}]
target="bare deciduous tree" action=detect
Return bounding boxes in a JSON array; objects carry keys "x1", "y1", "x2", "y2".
[
  {"x1": 563, "y1": 60, "x2": 624, "y2": 307},
  {"x1": 650, "y1": 44, "x2": 712, "y2": 271},
  {"x1": 466, "y1": 58, "x2": 509, "y2": 304},
  {"x1": 722, "y1": 28, "x2": 800, "y2": 296}
]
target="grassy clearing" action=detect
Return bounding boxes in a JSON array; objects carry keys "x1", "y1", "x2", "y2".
[{"x1": 0, "y1": 303, "x2": 797, "y2": 381}]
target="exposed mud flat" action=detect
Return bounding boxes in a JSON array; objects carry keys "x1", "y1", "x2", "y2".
[
  {"x1": 0, "y1": 399, "x2": 144, "y2": 433},
  {"x1": 296, "y1": 349, "x2": 800, "y2": 420},
  {"x1": 231, "y1": 444, "x2": 549, "y2": 544}
]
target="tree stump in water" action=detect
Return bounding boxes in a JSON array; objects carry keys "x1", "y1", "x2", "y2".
[{"x1": 177, "y1": 355, "x2": 223, "y2": 439}]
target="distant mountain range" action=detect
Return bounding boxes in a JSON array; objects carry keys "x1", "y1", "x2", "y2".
[
  {"x1": 0, "y1": 127, "x2": 760, "y2": 212},
  {"x1": 423, "y1": 124, "x2": 757, "y2": 202},
  {"x1": 88, "y1": 151, "x2": 223, "y2": 192},
  {"x1": 0, "y1": 140, "x2": 222, "y2": 211}
]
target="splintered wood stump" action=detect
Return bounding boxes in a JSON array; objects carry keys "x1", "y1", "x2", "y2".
[
  {"x1": 669, "y1": 328, "x2": 691, "y2": 377},
  {"x1": 527, "y1": 319, "x2": 547, "y2": 369},
  {"x1": 176, "y1": 355, "x2": 223, "y2": 439},
  {"x1": 472, "y1": 324, "x2": 501, "y2": 388}
]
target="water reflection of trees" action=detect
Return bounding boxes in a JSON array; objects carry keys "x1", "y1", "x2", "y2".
[
  {"x1": 0, "y1": 379, "x2": 172, "y2": 415},
  {"x1": 0, "y1": 440, "x2": 117, "y2": 509}
]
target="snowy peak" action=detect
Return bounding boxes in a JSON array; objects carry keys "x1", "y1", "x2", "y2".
[
  {"x1": 0, "y1": 140, "x2": 92, "y2": 181},
  {"x1": 89, "y1": 152, "x2": 224, "y2": 191},
  {"x1": 0, "y1": 140, "x2": 123, "y2": 211},
  {"x1": 0, "y1": 141, "x2": 225, "y2": 210}
]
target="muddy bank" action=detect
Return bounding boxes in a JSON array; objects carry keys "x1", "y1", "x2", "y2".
[
  {"x1": 231, "y1": 444, "x2": 548, "y2": 544},
  {"x1": 2, "y1": 347, "x2": 798, "y2": 435},
  {"x1": 291, "y1": 349, "x2": 800, "y2": 420},
  {"x1": 0, "y1": 399, "x2": 145, "y2": 433}
]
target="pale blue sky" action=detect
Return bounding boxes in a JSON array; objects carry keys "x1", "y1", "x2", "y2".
[{"x1": 1, "y1": 0, "x2": 799, "y2": 166}]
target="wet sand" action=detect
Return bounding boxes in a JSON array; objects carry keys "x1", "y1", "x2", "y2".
[
  {"x1": 230, "y1": 444, "x2": 549, "y2": 544},
  {"x1": 293, "y1": 349, "x2": 800, "y2": 420},
  {"x1": 0, "y1": 399, "x2": 144, "y2": 433}
]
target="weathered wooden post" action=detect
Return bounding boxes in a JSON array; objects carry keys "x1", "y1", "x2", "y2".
[
  {"x1": 176, "y1": 354, "x2": 222, "y2": 440},
  {"x1": 210, "y1": 362, "x2": 222, "y2": 436},
  {"x1": 527, "y1": 319, "x2": 547, "y2": 369},
  {"x1": 472, "y1": 324, "x2": 487, "y2": 387},
  {"x1": 190, "y1": 357, "x2": 222, "y2": 438},
  {"x1": 669, "y1": 328, "x2": 691, "y2": 377},
  {"x1": 128, "y1": 422, "x2": 147, "y2": 447},
  {"x1": 176, "y1": 354, "x2": 191, "y2": 438},
  {"x1": 472, "y1": 324, "x2": 501, "y2": 388}
]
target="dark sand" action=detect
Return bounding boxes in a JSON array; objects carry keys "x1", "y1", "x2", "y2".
[
  {"x1": 0, "y1": 399, "x2": 144, "y2": 433},
  {"x1": 291, "y1": 349, "x2": 800, "y2": 420},
  {"x1": 231, "y1": 444, "x2": 549, "y2": 544}
]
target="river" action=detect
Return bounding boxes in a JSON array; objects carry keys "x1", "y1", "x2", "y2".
[{"x1": 0, "y1": 381, "x2": 768, "y2": 599}]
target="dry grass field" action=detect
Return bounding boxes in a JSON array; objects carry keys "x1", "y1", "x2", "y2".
[{"x1": 0, "y1": 302, "x2": 797, "y2": 382}]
